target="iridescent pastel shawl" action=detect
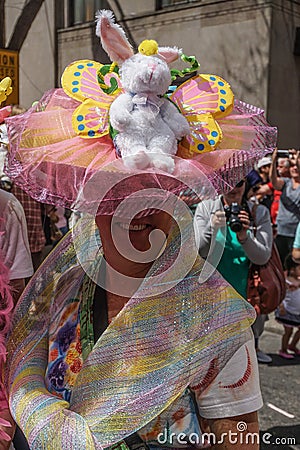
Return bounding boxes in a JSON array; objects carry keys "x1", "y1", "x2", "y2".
[{"x1": 6, "y1": 218, "x2": 255, "y2": 449}]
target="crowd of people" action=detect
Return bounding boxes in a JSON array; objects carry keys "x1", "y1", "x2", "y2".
[{"x1": 0, "y1": 9, "x2": 299, "y2": 450}]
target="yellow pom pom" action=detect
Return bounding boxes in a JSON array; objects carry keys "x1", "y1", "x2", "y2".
[
  {"x1": 0, "y1": 77, "x2": 13, "y2": 104},
  {"x1": 138, "y1": 40, "x2": 159, "y2": 56}
]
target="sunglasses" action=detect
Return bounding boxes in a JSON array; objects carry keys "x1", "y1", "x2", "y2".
[{"x1": 235, "y1": 179, "x2": 245, "y2": 188}]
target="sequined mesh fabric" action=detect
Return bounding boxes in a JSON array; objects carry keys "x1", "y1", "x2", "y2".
[
  {"x1": 6, "y1": 218, "x2": 255, "y2": 449},
  {"x1": 4, "y1": 89, "x2": 277, "y2": 213}
]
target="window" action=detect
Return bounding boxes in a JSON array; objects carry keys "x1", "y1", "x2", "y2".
[
  {"x1": 156, "y1": 0, "x2": 199, "y2": 8},
  {"x1": 69, "y1": 0, "x2": 109, "y2": 26}
]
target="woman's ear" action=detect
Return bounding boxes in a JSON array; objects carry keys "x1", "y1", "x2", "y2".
[{"x1": 96, "y1": 10, "x2": 134, "y2": 65}]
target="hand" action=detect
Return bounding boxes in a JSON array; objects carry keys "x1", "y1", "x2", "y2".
[
  {"x1": 236, "y1": 209, "x2": 250, "y2": 241},
  {"x1": 114, "y1": 113, "x2": 133, "y2": 130},
  {"x1": 49, "y1": 212, "x2": 59, "y2": 223},
  {"x1": 208, "y1": 412, "x2": 259, "y2": 449},
  {"x1": 292, "y1": 247, "x2": 300, "y2": 264},
  {"x1": 286, "y1": 278, "x2": 300, "y2": 291},
  {"x1": 211, "y1": 210, "x2": 226, "y2": 229},
  {"x1": 279, "y1": 303, "x2": 286, "y2": 315},
  {"x1": 270, "y1": 147, "x2": 285, "y2": 190}
]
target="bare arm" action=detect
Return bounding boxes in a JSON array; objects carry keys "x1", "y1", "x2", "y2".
[
  {"x1": 292, "y1": 222, "x2": 300, "y2": 263},
  {"x1": 296, "y1": 150, "x2": 300, "y2": 172},
  {"x1": 270, "y1": 149, "x2": 284, "y2": 191},
  {"x1": 292, "y1": 247, "x2": 300, "y2": 263},
  {"x1": 255, "y1": 183, "x2": 272, "y2": 200},
  {"x1": 207, "y1": 412, "x2": 259, "y2": 449}
]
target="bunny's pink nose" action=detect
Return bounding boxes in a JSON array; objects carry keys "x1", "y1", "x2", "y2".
[{"x1": 148, "y1": 62, "x2": 157, "y2": 71}]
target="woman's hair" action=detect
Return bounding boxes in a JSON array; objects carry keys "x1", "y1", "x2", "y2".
[
  {"x1": 284, "y1": 253, "x2": 299, "y2": 275},
  {"x1": 244, "y1": 169, "x2": 263, "y2": 199},
  {"x1": 11, "y1": 104, "x2": 26, "y2": 116}
]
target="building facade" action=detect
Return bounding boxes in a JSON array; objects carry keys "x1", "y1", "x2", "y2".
[{"x1": 4, "y1": 0, "x2": 300, "y2": 147}]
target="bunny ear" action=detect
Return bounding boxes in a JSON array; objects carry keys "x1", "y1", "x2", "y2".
[
  {"x1": 96, "y1": 10, "x2": 134, "y2": 64},
  {"x1": 158, "y1": 46, "x2": 181, "y2": 64}
]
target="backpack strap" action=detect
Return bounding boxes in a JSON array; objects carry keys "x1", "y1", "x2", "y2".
[{"x1": 250, "y1": 203, "x2": 258, "y2": 237}]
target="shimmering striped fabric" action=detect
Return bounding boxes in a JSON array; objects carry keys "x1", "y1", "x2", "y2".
[{"x1": 6, "y1": 218, "x2": 255, "y2": 449}]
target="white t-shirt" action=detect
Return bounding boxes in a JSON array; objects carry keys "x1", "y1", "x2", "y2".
[
  {"x1": 196, "y1": 329, "x2": 262, "y2": 419},
  {"x1": 139, "y1": 329, "x2": 262, "y2": 448},
  {"x1": 0, "y1": 189, "x2": 33, "y2": 280}
]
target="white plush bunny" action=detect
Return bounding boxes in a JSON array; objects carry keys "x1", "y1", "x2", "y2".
[{"x1": 96, "y1": 10, "x2": 190, "y2": 173}]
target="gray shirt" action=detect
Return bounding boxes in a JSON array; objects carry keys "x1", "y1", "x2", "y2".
[
  {"x1": 194, "y1": 197, "x2": 272, "y2": 265},
  {"x1": 276, "y1": 178, "x2": 300, "y2": 237}
]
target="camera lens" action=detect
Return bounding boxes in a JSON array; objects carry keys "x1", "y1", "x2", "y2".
[
  {"x1": 227, "y1": 202, "x2": 243, "y2": 232},
  {"x1": 229, "y1": 219, "x2": 243, "y2": 233}
]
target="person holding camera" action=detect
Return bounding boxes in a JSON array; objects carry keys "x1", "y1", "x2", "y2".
[
  {"x1": 254, "y1": 154, "x2": 290, "y2": 228},
  {"x1": 270, "y1": 149, "x2": 300, "y2": 266},
  {"x1": 194, "y1": 176, "x2": 273, "y2": 363}
]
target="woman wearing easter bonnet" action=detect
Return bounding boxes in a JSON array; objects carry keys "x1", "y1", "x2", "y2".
[{"x1": 4, "y1": 10, "x2": 277, "y2": 450}]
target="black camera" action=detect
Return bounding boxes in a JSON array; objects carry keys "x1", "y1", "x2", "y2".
[
  {"x1": 224, "y1": 202, "x2": 243, "y2": 232},
  {"x1": 277, "y1": 150, "x2": 290, "y2": 158}
]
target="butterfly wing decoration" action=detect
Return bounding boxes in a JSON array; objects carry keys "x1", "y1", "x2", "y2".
[
  {"x1": 171, "y1": 74, "x2": 234, "y2": 156},
  {"x1": 62, "y1": 60, "x2": 123, "y2": 139}
]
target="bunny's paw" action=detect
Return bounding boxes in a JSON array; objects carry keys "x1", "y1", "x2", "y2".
[
  {"x1": 151, "y1": 154, "x2": 175, "y2": 174},
  {"x1": 123, "y1": 151, "x2": 150, "y2": 170}
]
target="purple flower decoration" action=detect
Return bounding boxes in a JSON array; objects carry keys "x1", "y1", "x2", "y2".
[
  {"x1": 57, "y1": 320, "x2": 77, "y2": 353},
  {"x1": 47, "y1": 357, "x2": 68, "y2": 390}
]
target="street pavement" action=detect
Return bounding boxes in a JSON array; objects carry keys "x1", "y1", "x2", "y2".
[{"x1": 258, "y1": 313, "x2": 300, "y2": 449}]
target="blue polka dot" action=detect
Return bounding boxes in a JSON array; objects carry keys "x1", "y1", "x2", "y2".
[
  {"x1": 208, "y1": 139, "x2": 215, "y2": 145},
  {"x1": 88, "y1": 130, "x2": 95, "y2": 137},
  {"x1": 218, "y1": 81, "x2": 224, "y2": 86},
  {"x1": 220, "y1": 105, "x2": 225, "y2": 112},
  {"x1": 78, "y1": 124, "x2": 85, "y2": 131},
  {"x1": 77, "y1": 64, "x2": 84, "y2": 69},
  {"x1": 87, "y1": 63, "x2": 94, "y2": 66},
  {"x1": 210, "y1": 76, "x2": 216, "y2": 81},
  {"x1": 77, "y1": 115, "x2": 84, "y2": 121},
  {"x1": 197, "y1": 143, "x2": 205, "y2": 151},
  {"x1": 72, "y1": 88, "x2": 79, "y2": 93},
  {"x1": 220, "y1": 98, "x2": 226, "y2": 104},
  {"x1": 72, "y1": 81, "x2": 79, "y2": 85},
  {"x1": 220, "y1": 89, "x2": 226, "y2": 94},
  {"x1": 211, "y1": 131, "x2": 218, "y2": 137},
  {"x1": 74, "y1": 72, "x2": 80, "y2": 76}
]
